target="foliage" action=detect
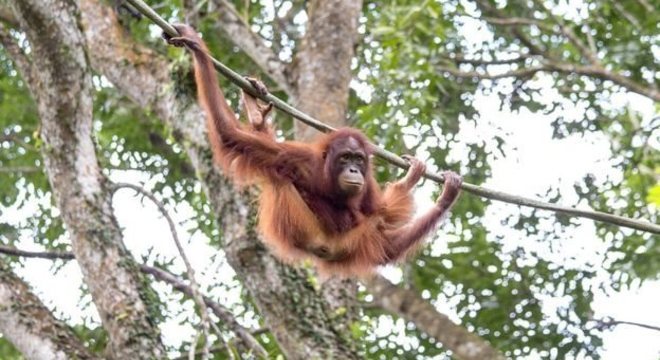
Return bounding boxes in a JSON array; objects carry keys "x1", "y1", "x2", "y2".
[
  {"x1": 0, "y1": 0, "x2": 657, "y2": 358},
  {"x1": 0, "y1": 338, "x2": 21, "y2": 359},
  {"x1": 354, "y1": 0, "x2": 658, "y2": 358}
]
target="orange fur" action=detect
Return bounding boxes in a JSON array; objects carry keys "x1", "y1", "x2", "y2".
[{"x1": 168, "y1": 24, "x2": 462, "y2": 277}]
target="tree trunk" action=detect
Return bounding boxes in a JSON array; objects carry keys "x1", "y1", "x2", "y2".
[
  {"x1": 77, "y1": 1, "x2": 359, "y2": 357},
  {"x1": 0, "y1": 261, "x2": 99, "y2": 360},
  {"x1": 3, "y1": 0, "x2": 504, "y2": 358},
  {"x1": 367, "y1": 276, "x2": 505, "y2": 360},
  {"x1": 289, "y1": 0, "x2": 365, "y2": 327},
  {"x1": 292, "y1": 0, "x2": 363, "y2": 139},
  {"x1": 8, "y1": 0, "x2": 164, "y2": 357}
]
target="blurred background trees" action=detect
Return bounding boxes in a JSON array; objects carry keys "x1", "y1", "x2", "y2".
[{"x1": 0, "y1": 0, "x2": 657, "y2": 358}]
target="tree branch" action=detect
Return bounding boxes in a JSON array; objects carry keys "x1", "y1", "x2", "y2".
[
  {"x1": 0, "y1": 166, "x2": 40, "y2": 173},
  {"x1": 0, "y1": 259, "x2": 100, "y2": 359},
  {"x1": 449, "y1": 53, "x2": 532, "y2": 66},
  {"x1": 474, "y1": 1, "x2": 658, "y2": 101},
  {"x1": 9, "y1": 0, "x2": 165, "y2": 355},
  {"x1": 532, "y1": 0, "x2": 600, "y2": 65},
  {"x1": 0, "y1": 5, "x2": 19, "y2": 26},
  {"x1": 365, "y1": 275, "x2": 505, "y2": 360},
  {"x1": 210, "y1": 0, "x2": 291, "y2": 93},
  {"x1": 0, "y1": 22, "x2": 34, "y2": 86},
  {"x1": 78, "y1": 1, "x2": 360, "y2": 357},
  {"x1": 479, "y1": 1, "x2": 598, "y2": 66},
  {"x1": 181, "y1": 0, "x2": 201, "y2": 26},
  {"x1": 635, "y1": 0, "x2": 653, "y2": 12},
  {"x1": 591, "y1": 317, "x2": 660, "y2": 333},
  {"x1": 0, "y1": 244, "x2": 505, "y2": 359},
  {"x1": 545, "y1": 61, "x2": 659, "y2": 101},
  {"x1": 473, "y1": 0, "x2": 548, "y2": 57},
  {"x1": 436, "y1": 65, "x2": 543, "y2": 80},
  {"x1": 611, "y1": 2, "x2": 641, "y2": 31},
  {"x1": 111, "y1": 182, "x2": 212, "y2": 359},
  {"x1": 0, "y1": 245, "x2": 74, "y2": 260},
  {"x1": 122, "y1": 0, "x2": 660, "y2": 234},
  {"x1": 0, "y1": 245, "x2": 268, "y2": 358},
  {"x1": 140, "y1": 265, "x2": 268, "y2": 358},
  {"x1": 440, "y1": 60, "x2": 659, "y2": 102},
  {"x1": 481, "y1": 16, "x2": 544, "y2": 27}
]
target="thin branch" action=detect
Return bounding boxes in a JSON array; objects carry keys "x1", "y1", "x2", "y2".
[
  {"x1": 474, "y1": 0, "x2": 548, "y2": 57},
  {"x1": 449, "y1": 53, "x2": 532, "y2": 66},
  {"x1": 613, "y1": 320, "x2": 660, "y2": 332},
  {"x1": 188, "y1": 331, "x2": 201, "y2": 360},
  {"x1": 178, "y1": 344, "x2": 230, "y2": 360},
  {"x1": 474, "y1": 1, "x2": 658, "y2": 101},
  {"x1": 592, "y1": 317, "x2": 660, "y2": 333},
  {"x1": 558, "y1": 25, "x2": 600, "y2": 65},
  {"x1": 584, "y1": 27, "x2": 597, "y2": 57},
  {"x1": 181, "y1": 0, "x2": 202, "y2": 26},
  {"x1": 1, "y1": 133, "x2": 37, "y2": 151},
  {"x1": 482, "y1": 16, "x2": 544, "y2": 28},
  {"x1": 0, "y1": 6, "x2": 19, "y2": 27},
  {"x1": 481, "y1": 0, "x2": 598, "y2": 66},
  {"x1": 442, "y1": 59, "x2": 659, "y2": 102},
  {"x1": 611, "y1": 2, "x2": 641, "y2": 31},
  {"x1": 176, "y1": 335, "x2": 266, "y2": 360},
  {"x1": 140, "y1": 265, "x2": 267, "y2": 357},
  {"x1": 365, "y1": 275, "x2": 505, "y2": 360},
  {"x1": 511, "y1": 26, "x2": 547, "y2": 57},
  {"x1": 111, "y1": 182, "x2": 211, "y2": 359},
  {"x1": 438, "y1": 60, "x2": 643, "y2": 93},
  {"x1": 544, "y1": 61, "x2": 660, "y2": 101},
  {"x1": 529, "y1": 0, "x2": 600, "y2": 65},
  {"x1": 209, "y1": 0, "x2": 291, "y2": 93},
  {"x1": 0, "y1": 260, "x2": 101, "y2": 359},
  {"x1": 0, "y1": 22, "x2": 34, "y2": 86},
  {"x1": 0, "y1": 166, "x2": 40, "y2": 173},
  {"x1": 0, "y1": 244, "x2": 268, "y2": 357},
  {"x1": 436, "y1": 65, "x2": 543, "y2": 80},
  {"x1": 635, "y1": 0, "x2": 653, "y2": 12},
  {"x1": 0, "y1": 245, "x2": 74, "y2": 260},
  {"x1": 272, "y1": 0, "x2": 300, "y2": 43},
  {"x1": 121, "y1": 0, "x2": 660, "y2": 234}
]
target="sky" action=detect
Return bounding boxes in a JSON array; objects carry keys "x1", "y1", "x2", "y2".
[
  {"x1": 4, "y1": 85, "x2": 659, "y2": 358},
  {"x1": 2, "y1": 1, "x2": 660, "y2": 358}
]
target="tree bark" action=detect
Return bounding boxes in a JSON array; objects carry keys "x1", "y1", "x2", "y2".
[
  {"x1": 8, "y1": 0, "x2": 503, "y2": 358},
  {"x1": 292, "y1": 0, "x2": 363, "y2": 139},
  {"x1": 8, "y1": 0, "x2": 164, "y2": 357},
  {"x1": 0, "y1": 261, "x2": 99, "y2": 360},
  {"x1": 77, "y1": 1, "x2": 359, "y2": 358},
  {"x1": 288, "y1": 0, "x2": 365, "y2": 326},
  {"x1": 366, "y1": 276, "x2": 505, "y2": 360},
  {"x1": 210, "y1": 0, "x2": 292, "y2": 93}
]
